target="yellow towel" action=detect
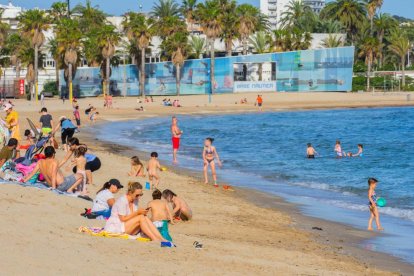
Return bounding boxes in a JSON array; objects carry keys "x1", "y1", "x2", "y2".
[{"x1": 78, "y1": 226, "x2": 150, "y2": 242}]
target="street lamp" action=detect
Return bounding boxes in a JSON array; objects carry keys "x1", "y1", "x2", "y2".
[{"x1": 67, "y1": 0, "x2": 70, "y2": 16}]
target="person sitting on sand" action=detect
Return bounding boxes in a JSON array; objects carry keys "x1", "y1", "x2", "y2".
[
  {"x1": 20, "y1": 129, "x2": 35, "y2": 150},
  {"x1": 104, "y1": 181, "x2": 167, "y2": 242},
  {"x1": 147, "y1": 152, "x2": 161, "y2": 190},
  {"x1": 0, "y1": 138, "x2": 19, "y2": 168},
  {"x1": 162, "y1": 189, "x2": 192, "y2": 221},
  {"x1": 23, "y1": 146, "x2": 83, "y2": 193},
  {"x1": 306, "y1": 143, "x2": 317, "y2": 159},
  {"x1": 147, "y1": 189, "x2": 174, "y2": 241},
  {"x1": 203, "y1": 137, "x2": 222, "y2": 187},
  {"x1": 334, "y1": 140, "x2": 345, "y2": 158},
  {"x1": 128, "y1": 156, "x2": 146, "y2": 177},
  {"x1": 91, "y1": 179, "x2": 123, "y2": 219},
  {"x1": 348, "y1": 144, "x2": 363, "y2": 157}
]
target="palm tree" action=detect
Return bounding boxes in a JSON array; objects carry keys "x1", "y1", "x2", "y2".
[
  {"x1": 218, "y1": 0, "x2": 238, "y2": 57},
  {"x1": 18, "y1": 9, "x2": 50, "y2": 102},
  {"x1": 72, "y1": 0, "x2": 106, "y2": 32},
  {"x1": 367, "y1": 0, "x2": 383, "y2": 35},
  {"x1": 321, "y1": 0, "x2": 367, "y2": 45},
  {"x1": 97, "y1": 23, "x2": 121, "y2": 97},
  {"x1": 236, "y1": 4, "x2": 261, "y2": 55},
  {"x1": 5, "y1": 33, "x2": 22, "y2": 79},
  {"x1": 321, "y1": 34, "x2": 344, "y2": 48},
  {"x1": 196, "y1": 0, "x2": 222, "y2": 94},
  {"x1": 375, "y1": 13, "x2": 398, "y2": 67},
  {"x1": 181, "y1": 0, "x2": 197, "y2": 32},
  {"x1": 55, "y1": 17, "x2": 82, "y2": 102},
  {"x1": 388, "y1": 34, "x2": 411, "y2": 88},
  {"x1": 249, "y1": 31, "x2": 269, "y2": 54},
  {"x1": 49, "y1": 1, "x2": 68, "y2": 22},
  {"x1": 281, "y1": 0, "x2": 315, "y2": 31},
  {"x1": 359, "y1": 37, "x2": 380, "y2": 91},
  {"x1": 48, "y1": 39, "x2": 61, "y2": 93},
  {"x1": 151, "y1": 0, "x2": 180, "y2": 19},
  {"x1": 188, "y1": 35, "x2": 206, "y2": 59},
  {"x1": 123, "y1": 12, "x2": 154, "y2": 98}
]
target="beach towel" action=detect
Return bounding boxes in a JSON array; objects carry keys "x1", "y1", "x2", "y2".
[{"x1": 78, "y1": 226, "x2": 151, "y2": 242}]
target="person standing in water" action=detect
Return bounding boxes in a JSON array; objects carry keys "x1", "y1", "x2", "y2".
[
  {"x1": 203, "y1": 138, "x2": 222, "y2": 187},
  {"x1": 367, "y1": 178, "x2": 383, "y2": 231},
  {"x1": 171, "y1": 116, "x2": 183, "y2": 164}
]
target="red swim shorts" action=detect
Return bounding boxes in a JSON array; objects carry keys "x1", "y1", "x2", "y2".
[{"x1": 172, "y1": 137, "x2": 180, "y2": 150}]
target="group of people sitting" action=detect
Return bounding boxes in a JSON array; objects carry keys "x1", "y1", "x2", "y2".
[
  {"x1": 162, "y1": 99, "x2": 182, "y2": 107},
  {"x1": 88, "y1": 179, "x2": 192, "y2": 243}
]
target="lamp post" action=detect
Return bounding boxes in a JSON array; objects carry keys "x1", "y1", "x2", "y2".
[{"x1": 67, "y1": 0, "x2": 70, "y2": 16}]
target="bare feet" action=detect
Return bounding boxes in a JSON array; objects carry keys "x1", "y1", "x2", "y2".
[
  {"x1": 368, "y1": 227, "x2": 373, "y2": 231},
  {"x1": 378, "y1": 227, "x2": 384, "y2": 231}
]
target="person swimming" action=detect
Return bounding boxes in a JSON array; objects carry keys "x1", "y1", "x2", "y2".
[{"x1": 348, "y1": 144, "x2": 363, "y2": 157}]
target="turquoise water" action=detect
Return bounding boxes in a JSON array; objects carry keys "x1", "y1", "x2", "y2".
[{"x1": 97, "y1": 107, "x2": 414, "y2": 263}]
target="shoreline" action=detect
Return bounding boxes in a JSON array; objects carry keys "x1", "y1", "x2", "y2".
[
  {"x1": 2, "y1": 93, "x2": 413, "y2": 274},
  {"x1": 85, "y1": 116, "x2": 413, "y2": 274}
]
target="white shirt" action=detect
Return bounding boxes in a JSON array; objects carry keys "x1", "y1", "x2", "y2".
[
  {"x1": 104, "y1": 195, "x2": 138, "y2": 233},
  {"x1": 92, "y1": 189, "x2": 114, "y2": 212}
]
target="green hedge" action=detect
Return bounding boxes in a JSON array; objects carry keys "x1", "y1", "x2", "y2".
[{"x1": 42, "y1": 81, "x2": 59, "y2": 95}]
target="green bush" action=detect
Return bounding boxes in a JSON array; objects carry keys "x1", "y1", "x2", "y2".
[
  {"x1": 353, "y1": 61, "x2": 367, "y2": 73},
  {"x1": 352, "y1": 76, "x2": 366, "y2": 91},
  {"x1": 42, "y1": 81, "x2": 58, "y2": 95}
]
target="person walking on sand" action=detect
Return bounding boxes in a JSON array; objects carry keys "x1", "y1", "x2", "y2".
[
  {"x1": 203, "y1": 137, "x2": 222, "y2": 187},
  {"x1": 147, "y1": 152, "x2": 161, "y2": 190},
  {"x1": 255, "y1": 95, "x2": 263, "y2": 111},
  {"x1": 171, "y1": 116, "x2": 183, "y2": 164},
  {"x1": 367, "y1": 178, "x2": 384, "y2": 231},
  {"x1": 3, "y1": 103, "x2": 21, "y2": 141}
]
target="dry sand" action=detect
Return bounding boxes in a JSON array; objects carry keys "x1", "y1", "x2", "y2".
[{"x1": 0, "y1": 92, "x2": 413, "y2": 275}]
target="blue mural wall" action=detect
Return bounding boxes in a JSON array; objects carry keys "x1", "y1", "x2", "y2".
[{"x1": 60, "y1": 46, "x2": 354, "y2": 97}]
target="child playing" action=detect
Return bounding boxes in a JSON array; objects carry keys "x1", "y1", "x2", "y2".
[
  {"x1": 349, "y1": 144, "x2": 363, "y2": 157},
  {"x1": 73, "y1": 105, "x2": 81, "y2": 129},
  {"x1": 147, "y1": 189, "x2": 174, "y2": 241},
  {"x1": 73, "y1": 145, "x2": 88, "y2": 195},
  {"x1": 147, "y1": 152, "x2": 161, "y2": 190},
  {"x1": 162, "y1": 189, "x2": 192, "y2": 221},
  {"x1": 128, "y1": 156, "x2": 146, "y2": 177},
  {"x1": 306, "y1": 143, "x2": 317, "y2": 159},
  {"x1": 89, "y1": 108, "x2": 99, "y2": 123},
  {"x1": 368, "y1": 178, "x2": 383, "y2": 231}
]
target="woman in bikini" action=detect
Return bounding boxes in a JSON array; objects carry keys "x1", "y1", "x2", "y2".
[{"x1": 202, "y1": 137, "x2": 222, "y2": 187}]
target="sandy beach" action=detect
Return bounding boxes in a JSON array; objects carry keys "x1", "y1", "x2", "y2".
[{"x1": 1, "y1": 92, "x2": 413, "y2": 275}]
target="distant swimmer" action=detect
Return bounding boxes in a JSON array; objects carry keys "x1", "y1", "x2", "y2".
[
  {"x1": 334, "y1": 140, "x2": 345, "y2": 158},
  {"x1": 367, "y1": 178, "x2": 384, "y2": 231},
  {"x1": 348, "y1": 144, "x2": 363, "y2": 157},
  {"x1": 203, "y1": 138, "x2": 222, "y2": 187},
  {"x1": 171, "y1": 116, "x2": 183, "y2": 164},
  {"x1": 306, "y1": 143, "x2": 318, "y2": 159}
]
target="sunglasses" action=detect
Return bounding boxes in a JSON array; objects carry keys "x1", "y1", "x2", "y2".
[{"x1": 135, "y1": 193, "x2": 144, "y2": 198}]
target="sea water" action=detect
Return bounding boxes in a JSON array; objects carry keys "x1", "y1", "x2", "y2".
[{"x1": 97, "y1": 107, "x2": 414, "y2": 263}]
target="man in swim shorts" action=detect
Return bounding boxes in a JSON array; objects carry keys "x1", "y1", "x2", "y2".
[
  {"x1": 171, "y1": 116, "x2": 183, "y2": 163},
  {"x1": 23, "y1": 146, "x2": 83, "y2": 193}
]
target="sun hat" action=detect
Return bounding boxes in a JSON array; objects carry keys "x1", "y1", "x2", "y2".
[{"x1": 3, "y1": 103, "x2": 12, "y2": 111}]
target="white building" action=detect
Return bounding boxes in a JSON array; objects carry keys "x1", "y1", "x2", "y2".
[
  {"x1": 303, "y1": 0, "x2": 325, "y2": 14},
  {"x1": 260, "y1": 0, "x2": 292, "y2": 30}
]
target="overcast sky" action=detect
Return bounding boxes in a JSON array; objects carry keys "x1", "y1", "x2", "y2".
[{"x1": 4, "y1": 0, "x2": 413, "y2": 19}]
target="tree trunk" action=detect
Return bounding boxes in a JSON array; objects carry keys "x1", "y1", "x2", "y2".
[
  {"x1": 132, "y1": 54, "x2": 136, "y2": 65},
  {"x1": 402, "y1": 58, "x2": 406, "y2": 88},
  {"x1": 16, "y1": 61, "x2": 20, "y2": 79},
  {"x1": 370, "y1": 17, "x2": 374, "y2": 36},
  {"x1": 140, "y1": 47, "x2": 145, "y2": 98},
  {"x1": 34, "y1": 45, "x2": 38, "y2": 102},
  {"x1": 367, "y1": 55, "x2": 372, "y2": 91},
  {"x1": 176, "y1": 64, "x2": 180, "y2": 96},
  {"x1": 68, "y1": 63, "x2": 72, "y2": 102},
  {"x1": 55, "y1": 59, "x2": 60, "y2": 94},
  {"x1": 259, "y1": 63, "x2": 263, "y2": 81},
  {"x1": 210, "y1": 39, "x2": 215, "y2": 94},
  {"x1": 243, "y1": 38, "x2": 247, "y2": 55},
  {"x1": 226, "y1": 38, "x2": 232, "y2": 57},
  {"x1": 106, "y1": 57, "x2": 110, "y2": 97}
]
